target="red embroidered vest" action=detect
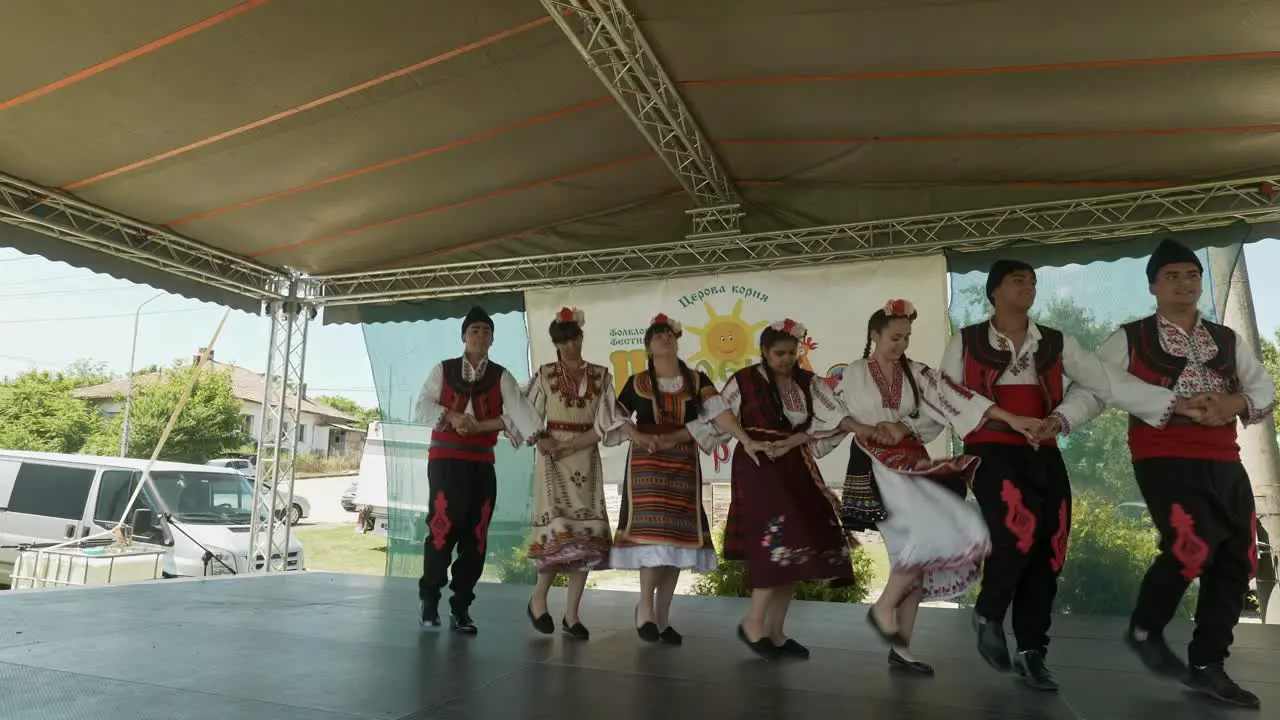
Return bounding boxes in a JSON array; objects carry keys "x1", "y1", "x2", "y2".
[
  {"x1": 429, "y1": 358, "x2": 506, "y2": 463},
  {"x1": 1122, "y1": 314, "x2": 1241, "y2": 462},
  {"x1": 960, "y1": 321, "x2": 1065, "y2": 447}
]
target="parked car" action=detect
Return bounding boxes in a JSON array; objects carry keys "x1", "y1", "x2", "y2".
[
  {"x1": 341, "y1": 481, "x2": 358, "y2": 512},
  {"x1": 261, "y1": 483, "x2": 310, "y2": 526},
  {"x1": 0, "y1": 450, "x2": 305, "y2": 583},
  {"x1": 206, "y1": 457, "x2": 255, "y2": 480}
]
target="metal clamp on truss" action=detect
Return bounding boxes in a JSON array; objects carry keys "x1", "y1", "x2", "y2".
[{"x1": 687, "y1": 204, "x2": 744, "y2": 240}]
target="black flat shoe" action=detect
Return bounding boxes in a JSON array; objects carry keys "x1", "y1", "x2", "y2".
[
  {"x1": 1013, "y1": 649, "x2": 1058, "y2": 692},
  {"x1": 527, "y1": 602, "x2": 554, "y2": 635},
  {"x1": 562, "y1": 618, "x2": 590, "y2": 641},
  {"x1": 1183, "y1": 663, "x2": 1261, "y2": 709},
  {"x1": 866, "y1": 607, "x2": 906, "y2": 647},
  {"x1": 973, "y1": 612, "x2": 1012, "y2": 672},
  {"x1": 1124, "y1": 627, "x2": 1186, "y2": 679},
  {"x1": 774, "y1": 638, "x2": 810, "y2": 660},
  {"x1": 737, "y1": 624, "x2": 781, "y2": 661},
  {"x1": 635, "y1": 605, "x2": 659, "y2": 643},
  {"x1": 889, "y1": 648, "x2": 934, "y2": 675},
  {"x1": 450, "y1": 612, "x2": 478, "y2": 635},
  {"x1": 659, "y1": 626, "x2": 683, "y2": 645}
]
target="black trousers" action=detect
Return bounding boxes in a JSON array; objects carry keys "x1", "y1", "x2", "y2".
[
  {"x1": 966, "y1": 442, "x2": 1072, "y2": 654},
  {"x1": 419, "y1": 458, "x2": 498, "y2": 614},
  {"x1": 1130, "y1": 457, "x2": 1256, "y2": 667}
]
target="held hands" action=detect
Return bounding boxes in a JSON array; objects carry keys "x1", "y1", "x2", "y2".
[
  {"x1": 876, "y1": 422, "x2": 909, "y2": 446},
  {"x1": 1004, "y1": 415, "x2": 1043, "y2": 448},
  {"x1": 1034, "y1": 416, "x2": 1062, "y2": 443},
  {"x1": 739, "y1": 438, "x2": 771, "y2": 466},
  {"x1": 852, "y1": 422, "x2": 894, "y2": 447},
  {"x1": 1180, "y1": 392, "x2": 1246, "y2": 426},
  {"x1": 447, "y1": 411, "x2": 478, "y2": 435}
]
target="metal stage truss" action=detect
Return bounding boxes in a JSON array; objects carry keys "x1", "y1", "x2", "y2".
[
  {"x1": 248, "y1": 279, "x2": 316, "y2": 574},
  {"x1": 314, "y1": 176, "x2": 1280, "y2": 304},
  {"x1": 541, "y1": 0, "x2": 741, "y2": 238},
  {"x1": 0, "y1": 171, "x2": 281, "y2": 302}
]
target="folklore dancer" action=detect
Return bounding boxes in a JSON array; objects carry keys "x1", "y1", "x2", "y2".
[
  {"x1": 524, "y1": 307, "x2": 627, "y2": 640},
  {"x1": 1067, "y1": 238, "x2": 1273, "y2": 709},
  {"x1": 816, "y1": 300, "x2": 1041, "y2": 674},
  {"x1": 700, "y1": 319, "x2": 856, "y2": 661},
  {"x1": 945, "y1": 259, "x2": 1187, "y2": 690},
  {"x1": 414, "y1": 306, "x2": 542, "y2": 634},
  {"x1": 607, "y1": 313, "x2": 734, "y2": 644}
]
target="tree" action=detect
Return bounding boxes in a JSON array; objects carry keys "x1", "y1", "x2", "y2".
[
  {"x1": 82, "y1": 363, "x2": 249, "y2": 463},
  {"x1": 315, "y1": 394, "x2": 380, "y2": 427},
  {"x1": 0, "y1": 371, "x2": 103, "y2": 453},
  {"x1": 1258, "y1": 330, "x2": 1280, "y2": 434}
]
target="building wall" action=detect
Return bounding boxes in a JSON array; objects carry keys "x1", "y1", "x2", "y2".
[{"x1": 91, "y1": 398, "x2": 337, "y2": 457}]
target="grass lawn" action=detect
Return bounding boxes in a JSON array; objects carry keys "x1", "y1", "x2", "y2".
[
  {"x1": 293, "y1": 526, "x2": 387, "y2": 576},
  {"x1": 863, "y1": 540, "x2": 891, "y2": 588}
]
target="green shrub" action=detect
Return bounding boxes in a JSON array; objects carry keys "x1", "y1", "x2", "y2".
[
  {"x1": 493, "y1": 546, "x2": 608, "y2": 589},
  {"x1": 692, "y1": 525, "x2": 876, "y2": 603},
  {"x1": 957, "y1": 495, "x2": 1197, "y2": 619}
]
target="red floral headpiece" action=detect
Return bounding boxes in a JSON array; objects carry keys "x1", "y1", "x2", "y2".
[
  {"x1": 768, "y1": 318, "x2": 807, "y2": 340},
  {"x1": 650, "y1": 313, "x2": 683, "y2": 337},
  {"x1": 555, "y1": 307, "x2": 585, "y2": 327},
  {"x1": 882, "y1": 299, "x2": 918, "y2": 321}
]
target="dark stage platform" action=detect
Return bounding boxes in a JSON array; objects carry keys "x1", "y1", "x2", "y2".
[{"x1": 1, "y1": 572, "x2": 1276, "y2": 719}]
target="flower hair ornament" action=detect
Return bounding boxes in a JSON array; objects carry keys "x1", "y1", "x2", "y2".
[
  {"x1": 768, "y1": 318, "x2": 808, "y2": 341},
  {"x1": 650, "y1": 313, "x2": 683, "y2": 337},
  {"x1": 555, "y1": 306, "x2": 585, "y2": 327},
  {"x1": 882, "y1": 299, "x2": 918, "y2": 321}
]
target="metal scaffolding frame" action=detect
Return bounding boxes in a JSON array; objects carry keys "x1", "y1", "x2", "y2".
[
  {"x1": 0, "y1": 171, "x2": 282, "y2": 302},
  {"x1": 314, "y1": 176, "x2": 1280, "y2": 304},
  {"x1": 248, "y1": 279, "x2": 316, "y2": 574},
  {"x1": 540, "y1": 0, "x2": 741, "y2": 237}
]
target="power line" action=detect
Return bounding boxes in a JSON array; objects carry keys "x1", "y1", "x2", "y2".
[
  {"x1": 0, "y1": 307, "x2": 211, "y2": 324},
  {"x1": 0, "y1": 285, "x2": 141, "y2": 300}
]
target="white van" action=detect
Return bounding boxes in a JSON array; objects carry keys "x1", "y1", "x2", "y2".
[{"x1": 0, "y1": 450, "x2": 305, "y2": 585}]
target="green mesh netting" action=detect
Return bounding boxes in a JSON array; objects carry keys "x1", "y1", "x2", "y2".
[
  {"x1": 944, "y1": 245, "x2": 1230, "y2": 618},
  {"x1": 361, "y1": 310, "x2": 535, "y2": 583}
]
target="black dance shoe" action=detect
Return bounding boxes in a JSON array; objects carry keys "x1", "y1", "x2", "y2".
[
  {"x1": 418, "y1": 600, "x2": 441, "y2": 629},
  {"x1": 866, "y1": 607, "x2": 906, "y2": 647},
  {"x1": 1013, "y1": 649, "x2": 1058, "y2": 692},
  {"x1": 774, "y1": 638, "x2": 810, "y2": 660},
  {"x1": 527, "y1": 602, "x2": 554, "y2": 635},
  {"x1": 450, "y1": 611, "x2": 479, "y2": 635},
  {"x1": 562, "y1": 618, "x2": 590, "y2": 641},
  {"x1": 659, "y1": 626, "x2": 683, "y2": 645},
  {"x1": 635, "y1": 605, "x2": 660, "y2": 643},
  {"x1": 737, "y1": 624, "x2": 781, "y2": 661},
  {"x1": 1183, "y1": 663, "x2": 1261, "y2": 709},
  {"x1": 973, "y1": 612, "x2": 1012, "y2": 672},
  {"x1": 1124, "y1": 627, "x2": 1186, "y2": 678},
  {"x1": 888, "y1": 648, "x2": 934, "y2": 675}
]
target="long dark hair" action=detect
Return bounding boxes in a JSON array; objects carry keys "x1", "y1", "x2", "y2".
[
  {"x1": 759, "y1": 326, "x2": 814, "y2": 432},
  {"x1": 644, "y1": 321, "x2": 701, "y2": 415},
  {"x1": 863, "y1": 309, "x2": 920, "y2": 416},
  {"x1": 548, "y1": 319, "x2": 583, "y2": 361}
]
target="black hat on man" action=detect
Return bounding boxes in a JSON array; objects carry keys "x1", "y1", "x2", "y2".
[
  {"x1": 462, "y1": 306, "x2": 493, "y2": 336},
  {"x1": 985, "y1": 259, "x2": 1035, "y2": 302},
  {"x1": 1146, "y1": 238, "x2": 1202, "y2": 284}
]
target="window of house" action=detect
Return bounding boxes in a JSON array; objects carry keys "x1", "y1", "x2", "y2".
[{"x1": 8, "y1": 463, "x2": 95, "y2": 520}]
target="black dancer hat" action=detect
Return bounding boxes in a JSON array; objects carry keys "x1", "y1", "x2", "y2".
[
  {"x1": 1146, "y1": 238, "x2": 1202, "y2": 283},
  {"x1": 461, "y1": 306, "x2": 493, "y2": 336},
  {"x1": 985, "y1": 259, "x2": 1035, "y2": 302}
]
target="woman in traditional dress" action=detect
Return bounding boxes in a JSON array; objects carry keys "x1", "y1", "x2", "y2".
[
  {"x1": 698, "y1": 319, "x2": 857, "y2": 661},
  {"x1": 524, "y1": 307, "x2": 625, "y2": 640},
  {"x1": 814, "y1": 299, "x2": 1040, "y2": 674},
  {"x1": 608, "y1": 313, "x2": 765, "y2": 645}
]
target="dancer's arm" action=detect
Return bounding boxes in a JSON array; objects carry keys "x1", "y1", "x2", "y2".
[
  {"x1": 1195, "y1": 333, "x2": 1276, "y2": 427},
  {"x1": 1060, "y1": 332, "x2": 1178, "y2": 429},
  {"x1": 414, "y1": 363, "x2": 450, "y2": 428}
]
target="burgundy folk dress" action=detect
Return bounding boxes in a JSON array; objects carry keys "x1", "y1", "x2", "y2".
[{"x1": 715, "y1": 365, "x2": 854, "y2": 589}]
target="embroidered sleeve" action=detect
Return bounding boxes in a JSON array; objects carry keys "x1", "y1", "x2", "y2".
[
  {"x1": 717, "y1": 375, "x2": 743, "y2": 417},
  {"x1": 521, "y1": 371, "x2": 548, "y2": 444},
  {"x1": 914, "y1": 363, "x2": 993, "y2": 438},
  {"x1": 413, "y1": 363, "x2": 447, "y2": 429},
  {"x1": 1234, "y1": 334, "x2": 1276, "y2": 426},
  {"x1": 1050, "y1": 330, "x2": 1126, "y2": 434},
  {"x1": 807, "y1": 375, "x2": 848, "y2": 438},
  {"x1": 939, "y1": 333, "x2": 965, "y2": 385},
  {"x1": 1061, "y1": 332, "x2": 1176, "y2": 429},
  {"x1": 686, "y1": 374, "x2": 734, "y2": 452},
  {"x1": 593, "y1": 370, "x2": 629, "y2": 436},
  {"x1": 807, "y1": 375, "x2": 855, "y2": 459},
  {"x1": 497, "y1": 370, "x2": 543, "y2": 448},
  {"x1": 602, "y1": 377, "x2": 638, "y2": 448}
]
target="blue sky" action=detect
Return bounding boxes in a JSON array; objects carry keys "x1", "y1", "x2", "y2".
[{"x1": 1, "y1": 240, "x2": 1277, "y2": 412}]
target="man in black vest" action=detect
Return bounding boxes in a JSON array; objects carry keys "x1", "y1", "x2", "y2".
[
  {"x1": 939, "y1": 259, "x2": 1187, "y2": 691},
  {"x1": 1063, "y1": 239, "x2": 1274, "y2": 709}
]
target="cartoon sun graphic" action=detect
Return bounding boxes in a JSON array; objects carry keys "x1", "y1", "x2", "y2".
[{"x1": 685, "y1": 299, "x2": 769, "y2": 374}]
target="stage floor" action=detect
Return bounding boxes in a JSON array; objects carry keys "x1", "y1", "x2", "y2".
[{"x1": 0, "y1": 572, "x2": 1275, "y2": 719}]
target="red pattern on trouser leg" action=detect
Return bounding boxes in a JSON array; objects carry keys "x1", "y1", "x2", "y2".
[
  {"x1": 1049, "y1": 500, "x2": 1069, "y2": 572},
  {"x1": 474, "y1": 498, "x2": 493, "y2": 555},
  {"x1": 1169, "y1": 504, "x2": 1210, "y2": 581},
  {"x1": 429, "y1": 491, "x2": 451, "y2": 551},
  {"x1": 1001, "y1": 479, "x2": 1036, "y2": 554},
  {"x1": 1248, "y1": 510, "x2": 1259, "y2": 580}
]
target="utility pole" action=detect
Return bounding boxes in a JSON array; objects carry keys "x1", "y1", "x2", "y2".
[{"x1": 1209, "y1": 247, "x2": 1279, "y2": 622}]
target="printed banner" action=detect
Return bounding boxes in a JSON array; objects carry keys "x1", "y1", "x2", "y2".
[{"x1": 524, "y1": 256, "x2": 950, "y2": 487}]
